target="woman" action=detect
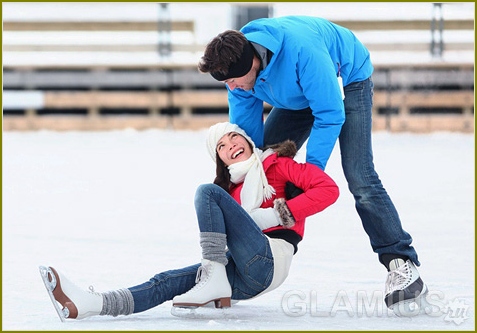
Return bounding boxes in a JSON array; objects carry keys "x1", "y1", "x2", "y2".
[{"x1": 40, "y1": 122, "x2": 339, "y2": 320}]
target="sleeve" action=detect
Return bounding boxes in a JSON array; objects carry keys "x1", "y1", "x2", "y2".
[
  {"x1": 297, "y1": 43, "x2": 345, "y2": 170},
  {"x1": 228, "y1": 88, "x2": 266, "y2": 148},
  {"x1": 277, "y1": 157, "x2": 339, "y2": 221},
  {"x1": 249, "y1": 207, "x2": 282, "y2": 230}
]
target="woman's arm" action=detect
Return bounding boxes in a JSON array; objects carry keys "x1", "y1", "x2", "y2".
[{"x1": 277, "y1": 157, "x2": 339, "y2": 221}]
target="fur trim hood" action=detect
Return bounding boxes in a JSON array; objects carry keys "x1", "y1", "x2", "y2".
[{"x1": 265, "y1": 140, "x2": 297, "y2": 159}]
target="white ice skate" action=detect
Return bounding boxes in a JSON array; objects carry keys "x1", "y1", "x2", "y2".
[
  {"x1": 39, "y1": 266, "x2": 103, "y2": 321},
  {"x1": 384, "y1": 259, "x2": 429, "y2": 317},
  {"x1": 172, "y1": 259, "x2": 231, "y2": 309}
]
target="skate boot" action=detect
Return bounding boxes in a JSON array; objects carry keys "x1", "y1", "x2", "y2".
[
  {"x1": 384, "y1": 259, "x2": 428, "y2": 317},
  {"x1": 39, "y1": 266, "x2": 103, "y2": 321},
  {"x1": 172, "y1": 259, "x2": 231, "y2": 308}
]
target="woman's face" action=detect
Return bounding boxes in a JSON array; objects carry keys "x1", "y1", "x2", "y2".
[{"x1": 216, "y1": 132, "x2": 253, "y2": 166}]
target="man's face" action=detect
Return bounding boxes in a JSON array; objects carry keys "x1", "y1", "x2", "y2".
[{"x1": 223, "y1": 57, "x2": 259, "y2": 91}]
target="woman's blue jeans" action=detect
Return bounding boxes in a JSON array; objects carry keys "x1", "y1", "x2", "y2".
[
  {"x1": 263, "y1": 78, "x2": 419, "y2": 267},
  {"x1": 128, "y1": 184, "x2": 274, "y2": 313}
]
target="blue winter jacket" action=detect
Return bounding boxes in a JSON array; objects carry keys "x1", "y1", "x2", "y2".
[{"x1": 228, "y1": 16, "x2": 374, "y2": 170}]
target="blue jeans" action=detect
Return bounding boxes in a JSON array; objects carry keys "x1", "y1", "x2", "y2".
[
  {"x1": 263, "y1": 78, "x2": 419, "y2": 267},
  {"x1": 128, "y1": 184, "x2": 274, "y2": 313}
]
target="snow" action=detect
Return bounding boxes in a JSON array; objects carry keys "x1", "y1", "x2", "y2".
[{"x1": 2, "y1": 128, "x2": 474, "y2": 330}]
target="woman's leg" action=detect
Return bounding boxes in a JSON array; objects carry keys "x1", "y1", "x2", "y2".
[
  {"x1": 110, "y1": 183, "x2": 274, "y2": 313},
  {"x1": 42, "y1": 183, "x2": 275, "y2": 318},
  {"x1": 193, "y1": 183, "x2": 275, "y2": 298},
  {"x1": 128, "y1": 263, "x2": 200, "y2": 313}
]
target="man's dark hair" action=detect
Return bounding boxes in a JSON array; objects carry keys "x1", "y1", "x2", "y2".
[{"x1": 198, "y1": 30, "x2": 249, "y2": 76}]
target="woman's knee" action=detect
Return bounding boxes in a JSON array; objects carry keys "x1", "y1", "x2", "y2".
[
  {"x1": 194, "y1": 183, "x2": 228, "y2": 208},
  {"x1": 195, "y1": 183, "x2": 220, "y2": 198}
]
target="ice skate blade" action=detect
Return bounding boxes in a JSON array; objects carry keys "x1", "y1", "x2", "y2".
[
  {"x1": 171, "y1": 304, "x2": 236, "y2": 319},
  {"x1": 173, "y1": 296, "x2": 231, "y2": 309},
  {"x1": 39, "y1": 266, "x2": 66, "y2": 322}
]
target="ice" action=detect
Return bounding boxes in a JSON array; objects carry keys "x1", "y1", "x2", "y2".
[{"x1": 2, "y1": 128, "x2": 474, "y2": 330}]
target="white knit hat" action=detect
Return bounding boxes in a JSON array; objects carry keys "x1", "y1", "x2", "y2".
[{"x1": 206, "y1": 122, "x2": 255, "y2": 162}]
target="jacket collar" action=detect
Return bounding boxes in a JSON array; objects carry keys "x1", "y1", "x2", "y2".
[{"x1": 262, "y1": 152, "x2": 278, "y2": 171}]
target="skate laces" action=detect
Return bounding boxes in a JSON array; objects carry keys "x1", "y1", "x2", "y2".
[
  {"x1": 385, "y1": 262, "x2": 411, "y2": 294},
  {"x1": 57, "y1": 268, "x2": 101, "y2": 297},
  {"x1": 195, "y1": 264, "x2": 210, "y2": 284},
  {"x1": 88, "y1": 285, "x2": 102, "y2": 296},
  {"x1": 183, "y1": 263, "x2": 211, "y2": 294}
]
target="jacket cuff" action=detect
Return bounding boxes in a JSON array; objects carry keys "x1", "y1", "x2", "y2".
[{"x1": 274, "y1": 198, "x2": 296, "y2": 229}]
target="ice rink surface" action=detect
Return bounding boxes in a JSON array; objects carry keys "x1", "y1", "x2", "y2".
[{"x1": 3, "y1": 128, "x2": 474, "y2": 330}]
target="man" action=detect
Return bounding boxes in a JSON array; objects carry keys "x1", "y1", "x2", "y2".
[{"x1": 198, "y1": 16, "x2": 427, "y2": 315}]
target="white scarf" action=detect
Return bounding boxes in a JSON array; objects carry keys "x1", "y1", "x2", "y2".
[{"x1": 228, "y1": 148, "x2": 275, "y2": 213}]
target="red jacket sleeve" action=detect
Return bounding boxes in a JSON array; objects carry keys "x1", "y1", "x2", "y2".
[{"x1": 275, "y1": 157, "x2": 339, "y2": 221}]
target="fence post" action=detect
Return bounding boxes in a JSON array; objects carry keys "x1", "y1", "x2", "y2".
[
  {"x1": 384, "y1": 69, "x2": 392, "y2": 131},
  {"x1": 157, "y1": 3, "x2": 171, "y2": 57},
  {"x1": 430, "y1": 3, "x2": 444, "y2": 57}
]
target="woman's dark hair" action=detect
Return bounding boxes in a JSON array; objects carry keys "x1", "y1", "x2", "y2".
[{"x1": 213, "y1": 152, "x2": 232, "y2": 192}]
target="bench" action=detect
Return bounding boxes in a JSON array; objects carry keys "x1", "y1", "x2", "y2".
[
  {"x1": 3, "y1": 88, "x2": 473, "y2": 132},
  {"x1": 2, "y1": 4, "x2": 474, "y2": 132}
]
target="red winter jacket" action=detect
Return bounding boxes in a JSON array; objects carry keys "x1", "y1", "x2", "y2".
[{"x1": 229, "y1": 152, "x2": 339, "y2": 251}]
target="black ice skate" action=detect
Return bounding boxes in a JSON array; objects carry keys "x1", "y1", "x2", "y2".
[{"x1": 384, "y1": 259, "x2": 428, "y2": 316}]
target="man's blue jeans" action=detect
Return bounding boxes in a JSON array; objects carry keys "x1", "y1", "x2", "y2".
[
  {"x1": 263, "y1": 78, "x2": 419, "y2": 267},
  {"x1": 128, "y1": 184, "x2": 274, "y2": 313}
]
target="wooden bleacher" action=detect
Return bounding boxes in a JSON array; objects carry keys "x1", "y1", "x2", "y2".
[{"x1": 2, "y1": 7, "x2": 474, "y2": 132}]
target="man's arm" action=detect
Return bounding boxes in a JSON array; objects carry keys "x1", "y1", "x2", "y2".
[{"x1": 228, "y1": 89, "x2": 266, "y2": 147}]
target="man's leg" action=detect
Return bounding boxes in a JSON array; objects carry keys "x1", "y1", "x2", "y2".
[
  {"x1": 263, "y1": 107, "x2": 314, "y2": 149},
  {"x1": 339, "y1": 78, "x2": 427, "y2": 315},
  {"x1": 339, "y1": 78, "x2": 419, "y2": 265}
]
